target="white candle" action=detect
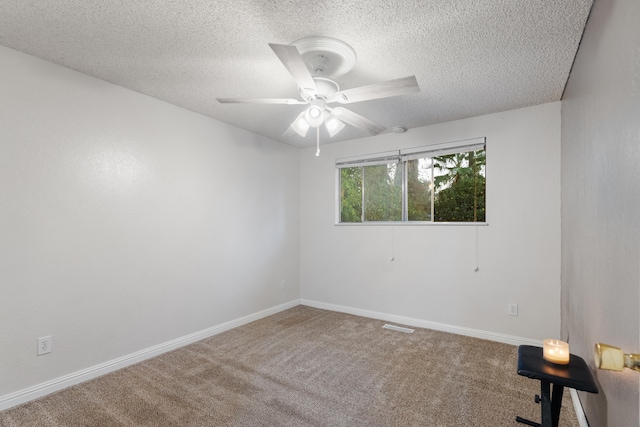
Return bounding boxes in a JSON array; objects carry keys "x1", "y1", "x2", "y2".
[{"x1": 543, "y1": 339, "x2": 570, "y2": 365}]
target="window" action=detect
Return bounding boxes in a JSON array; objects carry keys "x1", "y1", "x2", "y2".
[{"x1": 337, "y1": 138, "x2": 486, "y2": 224}]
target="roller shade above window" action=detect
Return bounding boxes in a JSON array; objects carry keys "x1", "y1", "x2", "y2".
[{"x1": 335, "y1": 137, "x2": 486, "y2": 167}]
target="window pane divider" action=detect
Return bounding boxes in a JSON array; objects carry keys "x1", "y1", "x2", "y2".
[{"x1": 402, "y1": 159, "x2": 408, "y2": 221}]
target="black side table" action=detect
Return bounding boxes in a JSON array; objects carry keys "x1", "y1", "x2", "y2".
[{"x1": 516, "y1": 345, "x2": 598, "y2": 427}]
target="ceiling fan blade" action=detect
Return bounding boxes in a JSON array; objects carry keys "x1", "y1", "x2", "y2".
[
  {"x1": 269, "y1": 43, "x2": 318, "y2": 94},
  {"x1": 217, "y1": 97, "x2": 306, "y2": 104},
  {"x1": 332, "y1": 76, "x2": 420, "y2": 104},
  {"x1": 332, "y1": 107, "x2": 386, "y2": 135}
]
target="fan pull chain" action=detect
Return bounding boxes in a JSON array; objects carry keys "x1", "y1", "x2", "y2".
[
  {"x1": 474, "y1": 225, "x2": 480, "y2": 272},
  {"x1": 315, "y1": 126, "x2": 320, "y2": 156}
]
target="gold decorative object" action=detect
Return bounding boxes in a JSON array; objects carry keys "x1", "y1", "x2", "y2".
[{"x1": 594, "y1": 343, "x2": 640, "y2": 372}]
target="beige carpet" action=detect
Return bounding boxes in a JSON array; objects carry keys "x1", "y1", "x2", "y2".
[{"x1": 0, "y1": 306, "x2": 578, "y2": 426}]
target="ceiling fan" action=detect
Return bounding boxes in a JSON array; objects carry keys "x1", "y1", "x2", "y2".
[{"x1": 216, "y1": 37, "x2": 420, "y2": 147}]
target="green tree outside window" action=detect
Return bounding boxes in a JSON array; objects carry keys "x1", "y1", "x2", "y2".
[{"x1": 338, "y1": 145, "x2": 485, "y2": 223}]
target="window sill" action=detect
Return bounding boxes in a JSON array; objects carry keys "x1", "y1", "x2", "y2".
[{"x1": 334, "y1": 222, "x2": 489, "y2": 226}]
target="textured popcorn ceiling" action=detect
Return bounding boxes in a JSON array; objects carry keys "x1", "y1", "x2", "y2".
[{"x1": 0, "y1": 0, "x2": 593, "y2": 147}]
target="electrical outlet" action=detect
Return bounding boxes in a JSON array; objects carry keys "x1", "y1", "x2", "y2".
[
  {"x1": 508, "y1": 303, "x2": 519, "y2": 316},
  {"x1": 280, "y1": 280, "x2": 286, "y2": 290},
  {"x1": 37, "y1": 336, "x2": 52, "y2": 355}
]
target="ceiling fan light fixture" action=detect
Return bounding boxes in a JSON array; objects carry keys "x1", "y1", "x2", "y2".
[
  {"x1": 305, "y1": 105, "x2": 325, "y2": 127},
  {"x1": 291, "y1": 112, "x2": 310, "y2": 137},
  {"x1": 308, "y1": 106, "x2": 322, "y2": 118},
  {"x1": 325, "y1": 116, "x2": 345, "y2": 137}
]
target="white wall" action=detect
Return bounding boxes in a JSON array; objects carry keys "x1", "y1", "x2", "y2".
[
  {"x1": 0, "y1": 46, "x2": 300, "y2": 399},
  {"x1": 299, "y1": 102, "x2": 561, "y2": 342},
  {"x1": 561, "y1": 0, "x2": 640, "y2": 424}
]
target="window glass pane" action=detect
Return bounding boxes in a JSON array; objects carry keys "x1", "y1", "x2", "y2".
[
  {"x1": 337, "y1": 143, "x2": 486, "y2": 225},
  {"x1": 407, "y1": 158, "x2": 433, "y2": 221},
  {"x1": 363, "y1": 162, "x2": 402, "y2": 221},
  {"x1": 433, "y1": 149, "x2": 486, "y2": 222},
  {"x1": 340, "y1": 167, "x2": 363, "y2": 223}
]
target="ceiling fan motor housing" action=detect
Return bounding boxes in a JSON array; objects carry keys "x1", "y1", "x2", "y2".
[{"x1": 300, "y1": 77, "x2": 340, "y2": 101}]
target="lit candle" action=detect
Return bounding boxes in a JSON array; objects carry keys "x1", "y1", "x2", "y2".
[{"x1": 543, "y1": 339, "x2": 570, "y2": 365}]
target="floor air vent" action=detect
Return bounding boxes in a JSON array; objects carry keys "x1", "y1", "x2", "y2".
[{"x1": 382, "y1": 324, "x2": 415, "y2": 333}]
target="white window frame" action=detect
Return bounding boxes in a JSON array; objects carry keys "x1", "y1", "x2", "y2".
[{"x1": 335, "y1": 137, "x2": 487, "y2": 225}]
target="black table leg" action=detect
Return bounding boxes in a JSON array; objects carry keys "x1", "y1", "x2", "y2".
[
  {"x1": 550, "y1": 384, "x2": 564, "y2": 427},
  {"x1": 515, "y1": 416, "x2": 540, "y2": 427},
  {"x1": 540, "y1": 380, "x2": 552, "y2": 426},
  {"x1": 515, "y1": 380, "x2": 565, "y2": 427}
]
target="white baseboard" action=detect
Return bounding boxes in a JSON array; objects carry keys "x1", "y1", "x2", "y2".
[
  {"x1": 570, "y1": 389, "x2": 590, "y2": 427},
  {"x1": 0, "y1": 299, "x2": 549, "y2": 414},
  {"x1": 300, "y1": 299, "x2": 542, "y2": 347},
  {"x1": 0, "y1": 299, "x2": 301, "y2": 412}
]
